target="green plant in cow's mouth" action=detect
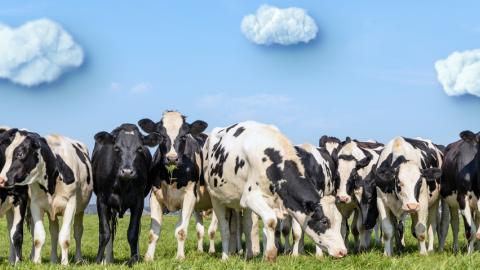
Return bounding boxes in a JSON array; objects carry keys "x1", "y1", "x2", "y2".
[{"x1": 165, "y1": 164, "x2": 178, "y2": 182}]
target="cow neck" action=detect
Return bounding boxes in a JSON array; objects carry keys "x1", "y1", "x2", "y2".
[{"x1": 30, "y1": 138, "x2": 58, "y2": 197}]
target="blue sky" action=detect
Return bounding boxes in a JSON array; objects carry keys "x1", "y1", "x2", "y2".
[{"x1": 1, "y1": 1, "x2": 480, "y2": 158}]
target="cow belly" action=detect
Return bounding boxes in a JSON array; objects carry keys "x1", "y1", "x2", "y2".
[
  {"x1": 443, "y1": 194, "x2": 460, "y2": 209},
  {"x1": 193, "y1": 185, "x2": 213, "y2": 210}
]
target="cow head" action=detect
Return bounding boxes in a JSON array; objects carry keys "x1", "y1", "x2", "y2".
[
  {"x1": 460, "y1": 130, "x2": 480, "y2": 145},
  {"x1": 377, "y1": 160, "x2": 442, "y2": 213},
  {"x1": 94, "y1": 124, "x2": 161, "y2": 179},
  {"x1": 138, "y1": 110, "x2": 207, "y2": 166},
  {"x1": 335, "y1": 140, "x2": 373, "y2": 205},
  {"x1": 302, "y1": 196, "x2": 347, "y2": 258},
  {"x1": 0, "y1": 129, "x2": 44, "y2": 188}
]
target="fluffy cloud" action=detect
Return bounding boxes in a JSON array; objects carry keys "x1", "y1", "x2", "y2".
[
  {"x1": 435, "y1": 49, "x2": 480, "y2": 97},
  {"x1": 241, "y1": 5, "x2": 318, "y2": 46},
  {"x1": 0, "y1": 19, "x2": 84, "y2": 86}
]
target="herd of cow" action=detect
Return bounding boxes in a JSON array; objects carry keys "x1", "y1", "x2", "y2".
[{"x1": 0, "y1": 110, "x2": 479, "y2": 267}]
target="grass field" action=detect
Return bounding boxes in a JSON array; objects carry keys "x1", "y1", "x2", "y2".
[{"x1": 0, "y1": 214, "x2": 479, "y2": 269}]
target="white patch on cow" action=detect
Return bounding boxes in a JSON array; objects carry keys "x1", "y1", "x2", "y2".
[
  {"x1": 125, "y1": 131, "x2": 134, "y2": 135},
  {"x1": 162, "y1": 111, "x2": 184, "y2": 157},
  {"x1": 325, "y1": 142, "x2": 338, "y2": 156},
  {"x1": 354, "y1": 186, "x2": 363, "y2": 204},
  {"x1": 0, "y1": 126, "x2": 10, "y2": 131},
  {"x1": 0, "y1": 132, "x2": 27, "y2": 181},
  {"x1": 366, "y1": 139, "x2": 377, "y2": 143}
]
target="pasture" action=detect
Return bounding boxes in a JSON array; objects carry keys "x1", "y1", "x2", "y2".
[{"x1": 0, "y1": 214, "x2": 479, "y2": 269}]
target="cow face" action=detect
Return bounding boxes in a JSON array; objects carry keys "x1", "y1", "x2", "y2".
[
  {"x1": 377, "y1": 161, "x2": 442, "y2": 213},
  {"x1": 138, "y1": 111, "x2": 207, "y2": 166},
  {"x1": 0, "y1": 129, "x2": 43, "y2": 188},
  {"x1": 336, "y1": 149, "x2": 372, "y2": 205},
  {"x1": 95, "y1": 124, "x2": 161, "y2": 179},
  {"x1": 354, "y1": 164, "x2": 379, "y2": 230},
  {"x1": 303, "y1": 196, "x2": 347, "y2": 258}
]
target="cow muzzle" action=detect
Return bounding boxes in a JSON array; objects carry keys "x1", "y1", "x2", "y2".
[
  {"x1": 166, "y1": 155, "x2": 179, "y2": 165},
  {"x1": 120, "y1": 169, "x2": 135, "y2": 178},
  {"x1": 0, "y1": 177, "x2": 5, "y2": 187},
  {"x1": 334, "y1": 249, "x2": 347, "y2": 258},
  {"x1": 336, "y1": 196, "x2": 350, "y2": 204},
  {"x1": 404, "y1": 203, "x2": 419, "y2": 213}
]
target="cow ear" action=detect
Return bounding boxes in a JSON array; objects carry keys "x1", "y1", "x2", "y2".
[
  {"x1": 138, "y1": 119, "x2": 157, "y2": 134},
  {"x1": 377, "y1": 167, "x2": 397, "y2": 182},
  {"x1": 31, "y1": 137, "x2": 43, "y2": 150},
  {"x1": 476, "y1": 132, "x2": 480, "y2": 143},
  {"x1": 421, "y1": 168, "x2": 442, "y2": 181},
  {"x1": 94, "y1": 132, "x2": 114, "y2": 145},
  {"x1": 319, "y1": 135, "x2": 328, "y2": 147},
  {"x1": 143, "y1": 133, "x2": 162, "y2": 147},
  {"x1": 0, "y1": 128, "x2": 18, "y2": 145},
  {"x1": 460, "y1": 131, "x2": 476, "y2": 144},
  {"x1": 188, "y1": 120, "x2": 208, "y2": 137},
  {"x1": 331, "y1": 148, "x2": 339, "y2": 167},
  {"x1": 345, "y1": 137, "x2": 351, "y2": 144},
  {"x1": 356, "y1": 155, "x2": 373, "y2": 170}
]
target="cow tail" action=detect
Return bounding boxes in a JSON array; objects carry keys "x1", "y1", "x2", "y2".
[
  {"x1": 25, "y1": 206, "x2": 33, "y2": 233},
  {"x1": 111, "y1": 209, "x2": 118, "y2": 242}
]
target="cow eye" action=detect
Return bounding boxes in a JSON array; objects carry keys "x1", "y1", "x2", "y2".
[
  {"x1": 17, "y1": 152, "x2": 24, "y2": 159},
  {"x1": 180, "y1": 136, "x2": 186, "y2": 141},
  {"x1": 114, "y1": 146, "x2": 121, "y2": 152},
  {"x1": 322, "y1": 219, "x2": 328, "y2": 226},
  {"x1": 137, "y1": 147, "x2": 143, "y2": 152}
]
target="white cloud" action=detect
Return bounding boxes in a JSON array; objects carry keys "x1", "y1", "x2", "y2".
[
  {"x1": 241, "y1": 5, "x2": 318, "y2": 46},
  {"x1": 435, "y1": 48, "x2": 480, "y2": 97},
  {"x1": 108, "y1": 82, "x2": 122, "y2": 93},
  {"x1": 0, "y1": 19, "x2": 84, "y2": 86},
  {"x1": 131, "y1": 82, "x2": 151, "y2": 93}
]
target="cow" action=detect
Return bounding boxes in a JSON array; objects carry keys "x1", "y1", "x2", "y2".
[
  {"x1": 92, "y1": 123, "x2": 160, "y2": 267},
  {"x1": 138, "y1": 110, "x2": 220, "y2": 261},
  {"x1": 334, "y1": 137, "x2": 383, "y2": 253},
  {"x1": 0, "y1": 127, "x2": 29, "y2": 264},
  {"x1": 376, "y1": 136, "x2": 443, "y2": 255},
  {"x1": 438, "y1": 131, "x2": 480, "y2": 253},
  {"x1": 0, "y1": 129, "x2": 93, "y2": 265},
  {"x1": 275, "y1": 142, "x2": 337, "y2": 257},
  {"x1": 203, "y1": 121, "x2": 347, "y2": 262}
]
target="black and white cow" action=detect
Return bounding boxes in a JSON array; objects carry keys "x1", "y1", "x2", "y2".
[
  {"x1": 438, "y1": 131, "x2": 479, "y2": 253},
  {"x1": 319, "y1": 136, "x2": 343, "y2": 158},
  {"x1": 0, "y1": 129, "x2": 93, "y2": 265},
  {"x1": 275, "y1": 142, "x2": 338, "y2": 257},
  {"x1": 0, "y1": 127, "x2": 29, "y2": 264},
  {"x1": 138, "y1": 111, "x2": 219, "y2": 261},
  {"x1": 334, "y1": 138, "x2": 383, "y2": 253},
  {"x1": 204, "y1": 121, "x2": 347, "y2": 262},
  {"x1": 376, "y1": 136, "x2": 443, "y2": 255},
  {"x1": 92, "y1": 124, "x2": 160, "y2": 267}
]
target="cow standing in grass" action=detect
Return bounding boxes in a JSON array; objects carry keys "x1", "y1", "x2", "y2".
[
  {"x1": 0, "y1": 127, "x2": 29, "y2": 264},
  {"x1": 204, "y1": 121, "x2": 347, "y2": 262},
  {"x1": 376, "y1": 137, "x2": 443, "y2": 255},
  {"x1": 438, "y1": 131, "x2": 479, "y2": 253},
  {"x1": 139, "y1": 111, "x2": 219, "y2": 261},
  {"x1": 0, "y1": 129, "x2": 93, "y2": 265},
  {"x1": 334, "y1": 138, "x2": 383, "y2": 253},
  {"x1": 92, "y1": 124, "x2": 160, "y2": 267}
]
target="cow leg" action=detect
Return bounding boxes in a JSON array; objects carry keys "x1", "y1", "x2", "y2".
[
  {"x1": 211, "y1": 198, "x2": 230, "y2": 260},
  {"x1": 475, "y1": 214, "x2": 480, "y2": 250},
  {"x1": 450, "y1": 206, "x2": 460, "y2": 251},
  {"x1": 6, "y1": 209, "x2": 15, "y2": 263},
  {"x1": 281, "y1": 215, "x2": 292, "y2": 254},
  {"x1": 341, "y1": 216, "x2": 349, "y2": 252},
  {"x1": 274, "y1": 219, "x2": 283, "y2": 254},
  {"x1": 426, "y1": 200, "x2": 439, "y2": 253},
  {"x1": 241, "y1": 208, "x2": 257, "y2": 259},
  {"x1": 104, "y1": 218, "x2": 114, "y2": 264},
  {"x1": 95, "y1": 199, "x2": 111, "y2": 264},
  {"x1": 460, "y1": 201, "x2": 476, "y2": 254},
  {"x1": 395, "y1": 214, "x2": 406, "y2": 250},
  {"x1": 31, "y1": 204, "x2": 46, "y2": 264},
  {"x1": 243, "y1": 195, "x2": 278, "y2": 263},
  {"x1": 73, "y1": 212, "x2": 84, "y2": 263},
  {"x1": 438, "y1": 199, "x2": 450, "y2": 251},
  {"x1": 316, "y1": 245, "x2": 324, "y2": 258},
  {"x1": 377, "y1": 198, "x2": 393, "y2": 256},
  {"x1": 193, "y1": 211, "x2": 205, "y2": 252},
  {"x1": 49, "y1": 216, "x2": 60, "y2": 263},
  {"x1": 174, "y1": 192, "x2": 196, "y2": 260},
  {"x1": 356, "y1": 211, "x2": 369, "y2": 252},
  {"x1": 59, "y1": 203, "x2": 76, "y2": 265},
  {"x1": 375, "y1": 218, "x2": 382, "y2": 244},
  {"x1": 227, "y1": 208, "x2": 238, "y2": 254},
  {"x1": 144, "y1": 193, "x2": 163, "y2": 262},
  {"x1": 351, "y1": 210, "x2": 360, "y2": 253},
  {"x1": 127, "y1": 200, "x2": 143, "y2": 267},
  {"x1": 236, "y1": 210, "x2": 244, "y2": 254},
  {"x1": 208, "y1": 212, "x2": 218, "y2": 254}
]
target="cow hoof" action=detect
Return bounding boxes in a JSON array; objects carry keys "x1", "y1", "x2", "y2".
[
  {"x1": 208, "y1": 249, "x2": 215, "y2": 255},
  {"x1": 238, "y1": 249, "x2": 244, "y2": 255},
  {"x1": 130, "y1": 255, "x2": 141, "y2": 267},
  {"x1": 264, "y1": 247, "x2": 278, "y2": 263},
  {"x1": 176, "y1": 255, "x2": 186, "y2": 261},
  {"x1": 197, "y1": 248, "x2": 204, "y2": 252}
]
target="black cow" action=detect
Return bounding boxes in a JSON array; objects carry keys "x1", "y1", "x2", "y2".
[
  {"x1": 92, "y1": 124, "x2": 160, "y2": 267},
  {"x1": 0, "y1": 127, "x2": 29, "y2": 264},
  {"x1": 438, "y1": 131, "x2": 480, "y2": 253}
]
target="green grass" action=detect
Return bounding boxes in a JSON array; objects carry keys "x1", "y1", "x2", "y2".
[{"x1": 0, "y1": 214, "x2": 479, "y2": 269}]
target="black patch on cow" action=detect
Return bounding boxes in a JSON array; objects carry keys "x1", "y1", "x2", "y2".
[
  {"x1": 214, "y1": 178, "x2": 218, "y2": 187},
  {"x1": 235, "y1": 156, "x2": 245, "y2": 174},
  {"x1": 233, "y1": 127, "x2": 245, "y2": 137},
  {"x1": 262, "y1": 157, "x2": 267, "y2": 162},
  {"x1": 38, "y1": 184, "x2": 48, "y2": 194},
  {"x1": 55, "y1": 155, "x2": 75, "y2": 185},
  {"x1": 414, "y1": 177, "x2": 422, "y2": 202},
  {"x1": 72, "y1": 144, "x2": 91, "y2": 185},
  {"x1": 256, "y1": 182, "x2": 259, "y2": 185},
  {"x1": 463, "y1": 215, "x2": 472, "y2": 240},
  {"x1": 248, "y1": 186, "x2": 251, "y2": 191},
  {"x1": 226, "y1": 124, "x2": 238, "y2": 133},
  {"x1": 210, "y1": 139, "x2": 228, "y2": 179},
  {"x1": 338, "y1": 154, "x2": 356, "y2": 161}
]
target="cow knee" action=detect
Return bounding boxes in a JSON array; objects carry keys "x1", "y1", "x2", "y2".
[
  {"x1": 282, "y1": 226, "x2": 290, "y2": 237},
  {"x1": 177, "y1": 229, "x2": 187, "y2": 241},
  {"x1": 266, "y1": 219, "x2": 276, "y2": 232},
  {"x1": 418, "y1": 232, "x2": 426, "y2": 241},
  {"x1": 209, "y1": 230, "x2": 216, "y2": 240},
  {"x1": 59, "y1": 236, "x2": 70, "y2": 250},
  {"x1": 149, "y1": 231, "x2": 157, "y2": 244},
  {"x1": 197, "y1": 230, "x2": 204, "y2": 241}
]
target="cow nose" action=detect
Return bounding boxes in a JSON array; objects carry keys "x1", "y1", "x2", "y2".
[
  {"x1": 121, "y1": 169, "x2": 134, "y2": 178},
  {"x1": 406, "y1": 203, "x2": 419, "y2": 212},
  {"x1": 167, "y1": 155, "x2": 179, "y2": 165},
  {"x1": 337, "y1": 249, "x2": 347, "y2": 258},
  {"x1": 337, "y1": 196, "x2": 349, "y2": 203},
  {"x1": 0, "y1": 177, "x2": 5, "y2": 187}
]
